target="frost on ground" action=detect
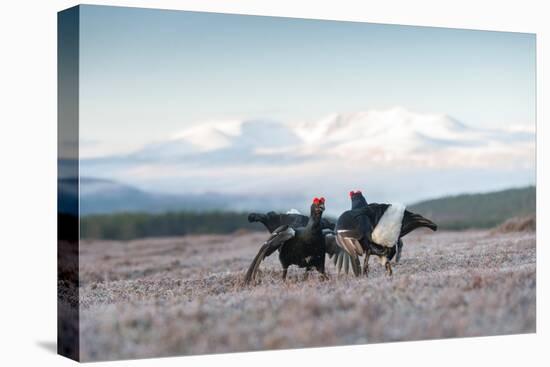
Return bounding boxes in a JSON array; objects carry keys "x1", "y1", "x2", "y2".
[{"x1": 75, "y1": 229, "x2": 536, "y2": 361}]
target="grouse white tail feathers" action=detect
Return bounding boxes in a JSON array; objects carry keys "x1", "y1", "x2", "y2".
[{"x1": 371, "y1": 203, "x2": 405, "y2": 247}]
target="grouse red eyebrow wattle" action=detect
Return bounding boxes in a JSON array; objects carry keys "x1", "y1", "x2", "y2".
[{"x1": 313, "y1": 197, "x2": 320, "y2": 204}]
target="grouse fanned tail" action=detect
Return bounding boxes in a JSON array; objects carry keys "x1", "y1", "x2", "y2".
[{"x1": 400, "y1": 210, "x2": 438, "y2": 237}]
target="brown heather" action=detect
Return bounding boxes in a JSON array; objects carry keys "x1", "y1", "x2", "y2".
[{"x1": 491, "y1": 214, "x2": 536, "y2": 234}]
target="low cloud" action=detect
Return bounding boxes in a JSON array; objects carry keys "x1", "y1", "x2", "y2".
[{"x1": 80, "y1": 107, "x2": 535, "y2": 204}]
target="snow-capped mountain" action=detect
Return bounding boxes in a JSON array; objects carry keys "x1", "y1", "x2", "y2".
[
  {"x1": 128, "y1": 119, "x2": 302, "y2": 165},
  {"x1": 290, "y1": 107, "x2": 534, "y2": 167},
  {"x1": 294, "y1": 108, "x2": 471, "y2": 151},
  {"x1": 79, "y1": 107, "x2": 535, "y2": 209},
  {"x1": 120, "y1": 107, "x2": 533, "y2": 168}
]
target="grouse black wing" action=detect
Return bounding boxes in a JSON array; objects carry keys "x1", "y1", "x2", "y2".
[
  {"x1": 244, "y1": 225, "x2": 295, "y2": 284},
  {"x1": 320, "y1": 217, "x2": 336, "y2": 230},
  {"x1": 247, "y1": 211, "x2": 301, "y2": 232},
  {"x1": 334, "y1": 210, "x2": 372, "y2": 259},
  {"x1": 248, "y1": 211, "x2": 334, "y2": 232},
  {"x1": 364, "y1": 203, "x2": 391, "y2": 224},
  {"x1": 323, "y1": 229, "x2": 361, "y2": 276}
]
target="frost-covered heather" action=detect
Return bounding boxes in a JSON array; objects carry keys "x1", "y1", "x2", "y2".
[{"x1": 77, "y1": 229, "x2": 535, "y2": 361}]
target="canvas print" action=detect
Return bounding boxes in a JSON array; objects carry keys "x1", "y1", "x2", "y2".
[{"x1": 58, "y1": 5, "x2": 536, "y2": 362}]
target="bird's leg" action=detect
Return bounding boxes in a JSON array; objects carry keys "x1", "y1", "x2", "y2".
[
  {"x1": 316, "y1": 263, "x2": 329, "y2": 281},
  {"x1": 303, "y1": 267, "x2": 312, "y2": 281},
  {"x1": 282, "y1": 268, "x2": 288, "y2": 281},
  {"x1": 385, "y1": 261, "x2": 393, "y2": 276},
  {"x1": 396, "y1": 239, "x2": 403, "y2": 263},
  {"x1": 363, "y1": 253, "x2": 370, "y2": 277}
]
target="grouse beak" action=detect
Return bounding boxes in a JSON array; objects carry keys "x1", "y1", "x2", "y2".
[{"x1": 318, "y1": 203, "x2": 325, "y2": 212}]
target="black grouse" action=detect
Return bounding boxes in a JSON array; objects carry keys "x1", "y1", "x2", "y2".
[
  {"x1": 336, "y1": 190, "x2": 437, "y2": 276},
  {"x1": 244, "y1": 197, "x2": 330, "y2": 284},
  {"x1": 349, "y1": 190, "x2": 404, "y2": 263},
  {"x1": 248, "y1": 207, "x2": 360, "y2": 276}
]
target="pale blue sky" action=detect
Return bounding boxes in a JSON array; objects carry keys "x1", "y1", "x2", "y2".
[{"x1": 79, "y1": 5, "x2": 536, "y2": 156}]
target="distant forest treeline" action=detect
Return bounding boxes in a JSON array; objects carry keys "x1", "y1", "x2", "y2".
[
  {"x1": 78, "y1": 186, "x2": 535, "y2": 240},
  {"x1": 80, "y1": 211, "x2": 261, "y2": 240}
]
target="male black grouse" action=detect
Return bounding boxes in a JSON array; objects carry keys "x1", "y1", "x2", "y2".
[
  {"x1": 244, "y1": 197, "x2": 331, "y2": 284},
  {"x1": 336, "y1": 190, "x2": 437, "y2": 276},
  {"x1": 248, "y1": 207, "x2": 360, "y2": 276},
  {"x1": 349, "y1": 190, "x2": 404, "y2": 263}
]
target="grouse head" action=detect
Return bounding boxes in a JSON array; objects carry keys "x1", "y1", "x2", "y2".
[
  {"x1": 349, "y1": 190, "x2": 368, "y2": 209},
  {"x1": 349, "y1": 190, "x2": 362, "y2": 198},
  {"x1": 311, "y1": 197, "x2": 326, "y2": 217}
]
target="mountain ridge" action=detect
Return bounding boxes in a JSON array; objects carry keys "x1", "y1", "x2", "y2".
[
  {"x1": 60, "y1": 177, "x2": 535, "y2": 230},
  {"x1": 84, "y1": 107, "x2": 534, "y2": 167},
  {"x1": 408, "y1": 186, "x2": 535, "y2": 230}
]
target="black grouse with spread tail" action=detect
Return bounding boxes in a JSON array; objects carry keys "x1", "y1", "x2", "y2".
[
  {"x1": 336, "y1": 190, "x2": 437, "y2": 276},
  {"x1": 244, "y1": 197, "x2": 330, "y2": 284},
  {"x1": 248, "y1": 207, "x2": 360, "y2": 276}
]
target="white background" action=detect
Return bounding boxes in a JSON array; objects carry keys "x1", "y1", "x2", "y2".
[{"x1": 0, "y1": 0, "x2": 547, "y2": 365}]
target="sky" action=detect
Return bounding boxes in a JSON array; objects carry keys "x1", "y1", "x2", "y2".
[
  {"x1": 76, "y1": 5, "x2": 536, "y2": 207},
  {"x1": 79, "y1": 5, "x2": 535, "y2": 156}
]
